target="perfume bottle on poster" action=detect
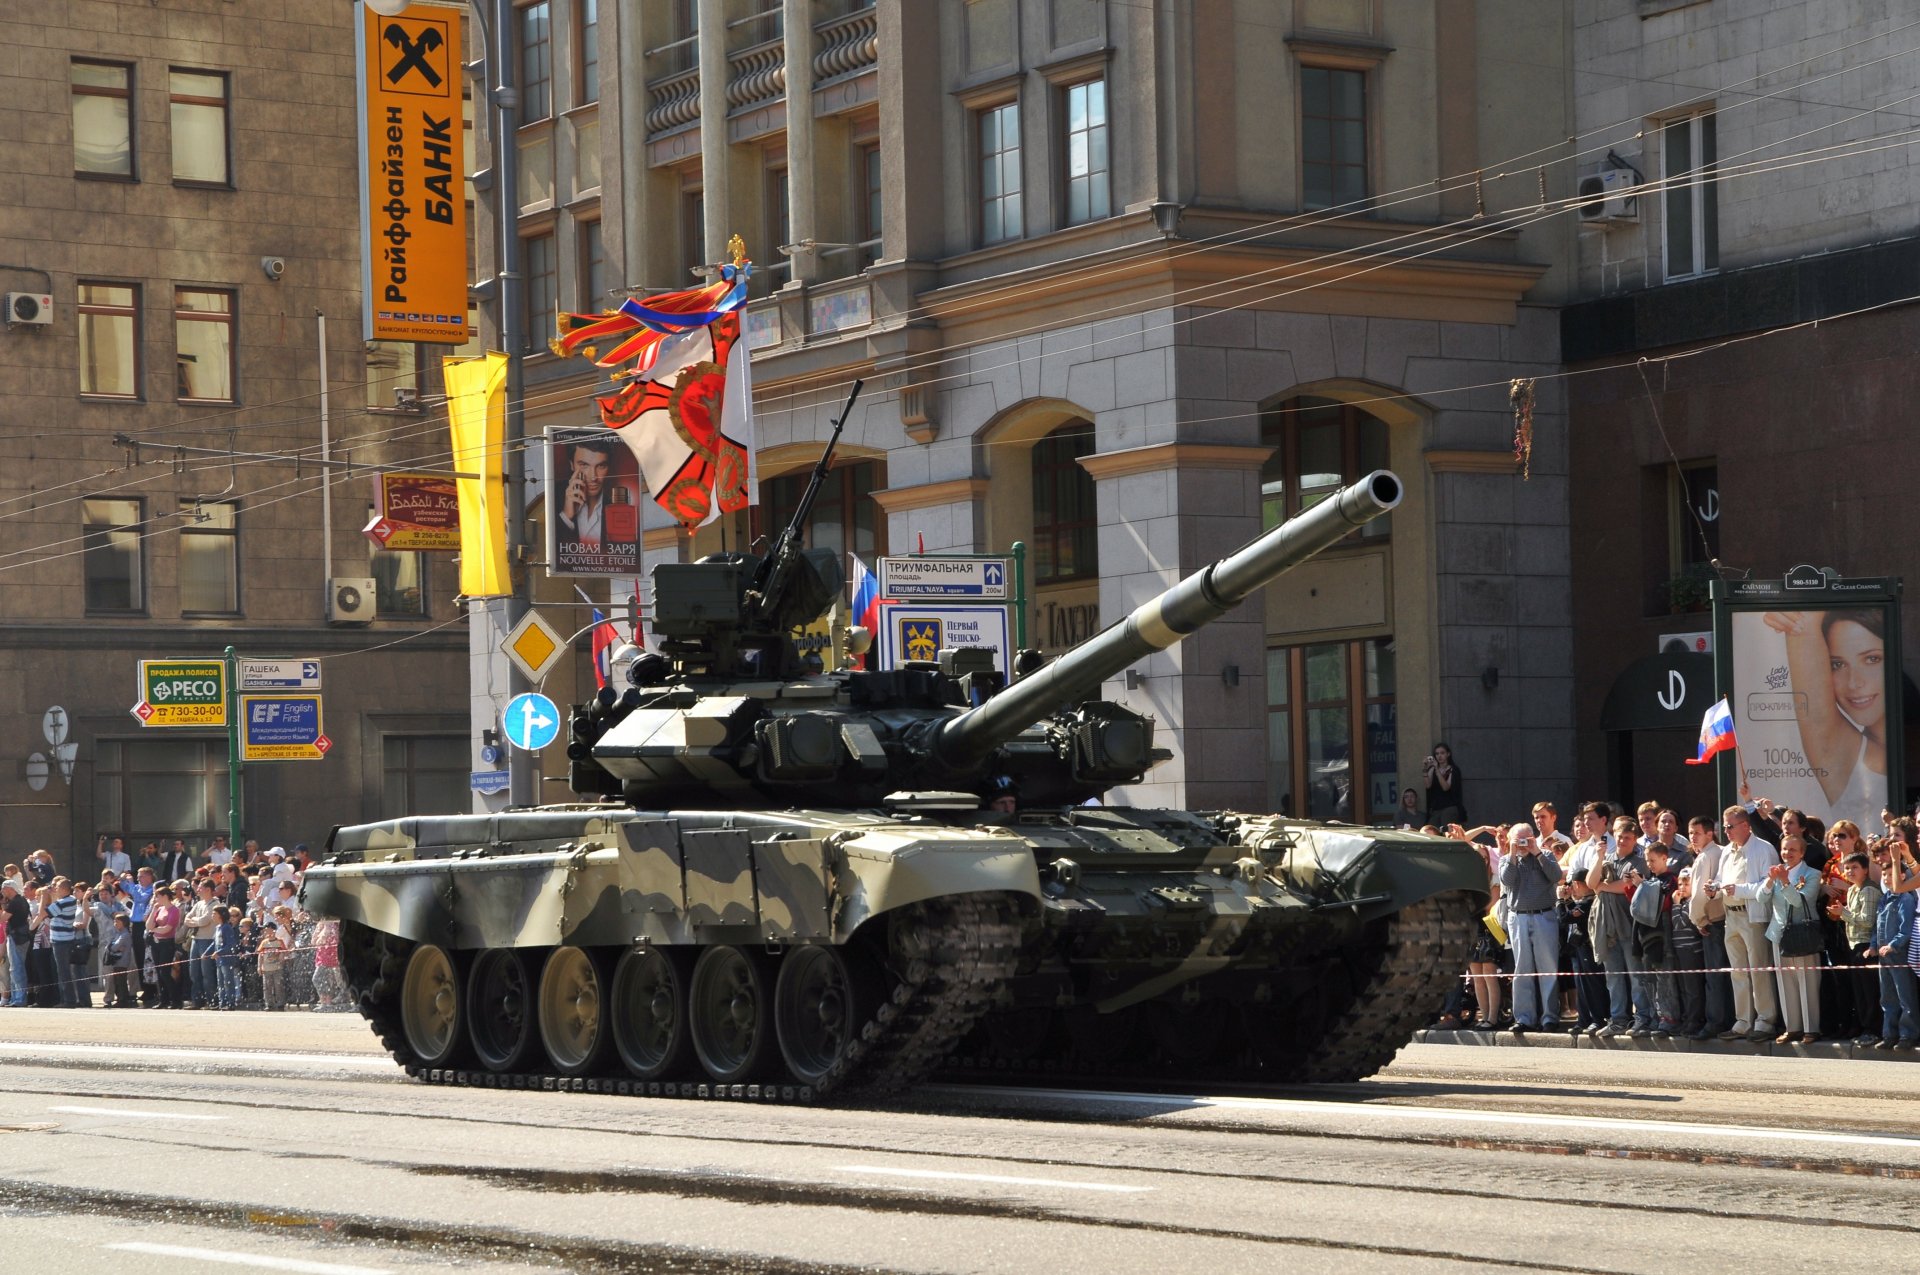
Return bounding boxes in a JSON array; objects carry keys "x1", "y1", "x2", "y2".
[{"x1": 605, "y1": 484, "x2": 638, "y2": 542}]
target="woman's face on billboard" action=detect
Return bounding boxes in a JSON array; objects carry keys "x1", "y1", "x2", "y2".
[{"x1": 1828, "y1": 619, "x2": 1885, "y2": 730}]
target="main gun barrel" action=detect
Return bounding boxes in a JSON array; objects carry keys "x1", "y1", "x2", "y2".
[{"x1": 931, "y1": 470, "x2": 1403, "y2": 770}]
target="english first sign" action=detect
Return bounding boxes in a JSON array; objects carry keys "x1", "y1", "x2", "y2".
[
  {"x1": 134, "y1": 659, "x2": 227, "y2": 728},
  {"x1": 239, "y1": 694, "x2": 330, "y2": 762}
]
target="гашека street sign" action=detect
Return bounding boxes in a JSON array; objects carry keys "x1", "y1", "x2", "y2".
[
  {"x1": 133, "y1": 659, "x2": 227, "y2": 727},
  {"x1": 237, "y1": 658, "x2": 322, "y2": 690},
  {"x1": 879, "y1": 556, "x2": 1011, "y2": 600}
]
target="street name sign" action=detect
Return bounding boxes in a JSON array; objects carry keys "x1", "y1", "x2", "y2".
[
  {"x1": 504, "y1": 692, "x2": 562, "y2": 751},
  {"x1": 133, "y1": 659, "x2": 228, "y2": 727},
  {"x1": 879, "y1": 556, "x2": 1011, "y2": 600},
  {"x1": 238, "y1": 658, "x2": 322, "y2": 691},
  {"x1": 470, "y1": 770, "x2": 511, "y2": 794},
  {"x1": 502, "y1": 610, "x2": 567, "y2": 682},
  {"x1": 239, "y1": 694, "x2": 330, "y2": 761}
]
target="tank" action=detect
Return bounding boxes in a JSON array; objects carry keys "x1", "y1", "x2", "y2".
[{"x1": 303, "y1": 454, "x2": 1488, "y2": 1101}]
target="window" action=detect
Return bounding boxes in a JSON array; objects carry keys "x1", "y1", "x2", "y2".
[
  {"x1": 174, "y1": 288, "x2": 235, "y2": 402},
  {"x1": 977, "y1": 101, "x2": 1022, "y2": 245},
  {"x1": 681, "y1": 186, "x2": 705, "y2": 280},
  {"x1": 1062, "y1": 78, "x2": 1110, "y2": 225},
  {"x1": 1031, "y1": 423, "x2": 1098, "y2": 584},
  {"x1": 382, "y1": 735, "x2": 471, "y2": 818},
  {"x1": 1300, "y1": 66, "x2": 1367, "y2": 211},
  {"x1": 169, "y1": 69, "x2": 230, "y2": 186},
  {"x1": 518, "y1": 1, "x2": 553, "y2": 122},
  {"x1": 764, "y1": 163, "x2": 790, "y2": 291},
  {"x1": 82, "y1": 498, "x2": 144, "y2": 613},
  {"x1": 670, "y1": 0, "x2": 698, "y2": 73},
  {"x1": 372, "y1": 547, "x2": 428, "y2": 617},
  {"x1": 78, "y1": 282, "x2": 140, "y2": 398},
  {"x1": 1663, "y1": 111, "x2": 1719, "y2": 280},
  {"x1": 1267, "y1": 637, "x2": 1396, "y2": 821},
  {"x1": 1259, "y1": 396, "x2": 1391, "y2": 539},
  {"x1": 71, "y1": 60, "x2": 133, "y2": 178},
  {"x1": 859, "y1": 142, "x2": 883, "y2": 264},
  {"x1": 523, "y1": 232, "x2": 556, "y2": 351},
  {"x1": 579, "y1": 219, "x2": 606, "y2": 307},
  {"x1": 1658, "y1": 459, "x2": 1718, "y2": 613},
  {"x1": 178, "y1": 500, "x2": 239, "y2": 614},
  {"x1": 575, "y1": 0, "x2": 599, "y2": 105},
  {"x1": 760, "y1": 460, "x2": 882, "y2": 559},
  {"x1": 93, "y1": 738, "x2": 227, "y2": 844}
]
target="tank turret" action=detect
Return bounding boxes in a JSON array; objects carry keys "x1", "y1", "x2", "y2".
[{"x1": 572, "y1": 468, "x2": 1401, "y2": 809}]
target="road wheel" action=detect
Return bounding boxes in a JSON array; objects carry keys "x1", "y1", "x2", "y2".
[
  {"x1": 467, "y1": 948, "x2": 540, "y2": 1073},
  {"x1": 538, "y1": 947, "x2": 611, "y2": 1077},
  {"x1": 609, "y1": 947, "x2": 692, "y2": 1081},
  {"x1": 688, "y1": 946, "x2": 775, "y2": 1084},
  {"x1": 774, "y1": 945, "x2": 879, "y2": 1090},
  {"x1": 399, "y1": 943, "x2": 465, "y2": 1068}
]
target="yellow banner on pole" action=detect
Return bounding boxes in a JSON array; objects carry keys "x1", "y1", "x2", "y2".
[
  {"x1": 360, "y1": 3, "x2": 469, "y2": 344},
  {"x1": 444, "y1": 352, "x2": 511, "y2": 598}
]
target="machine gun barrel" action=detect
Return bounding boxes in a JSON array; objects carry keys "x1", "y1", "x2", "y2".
[{"x1": 931, "y1": 469, "x2": 1403, "y2": 770}]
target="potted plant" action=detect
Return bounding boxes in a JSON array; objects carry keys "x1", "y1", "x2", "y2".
[{"x1": 1665, "y1": 565, "x2": 1713, "y2": 614}]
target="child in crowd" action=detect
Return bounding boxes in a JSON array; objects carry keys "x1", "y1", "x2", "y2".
[
  {"x1": 211, "y1": 906, "x2": 242, "y2": 1010},
  {"x1": 102, "y1": 913, "x2": 137, "y2": 1008},
  {"x1": 256, "y1": 921, "x2": 288, "y2": 1012}
]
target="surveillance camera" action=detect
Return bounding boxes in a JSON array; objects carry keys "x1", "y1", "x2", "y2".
[{"x1": 261, "y1": 256, "x2": 286, "y2": 282}]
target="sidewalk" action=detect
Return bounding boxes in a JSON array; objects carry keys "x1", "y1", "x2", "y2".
[{"x1": 1415, "y1": 1025, "x2": 1920, "y2": 1062}]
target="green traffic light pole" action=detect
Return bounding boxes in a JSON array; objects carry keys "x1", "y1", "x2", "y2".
[{"x1": 225, "y1": 645, "x2": 243, "y2": 852}]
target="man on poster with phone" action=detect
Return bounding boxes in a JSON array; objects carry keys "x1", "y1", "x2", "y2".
[{"x1": 558, "y1": 438, "x2": 612, "y2": 546}]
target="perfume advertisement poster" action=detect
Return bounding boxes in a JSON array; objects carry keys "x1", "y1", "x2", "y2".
[
  {"x1": 545, "y1": 427, "x2": 641, "y2": 576},
  {"x1": 1729, "y1": 607, "x2": 1892, "y2": 830}
]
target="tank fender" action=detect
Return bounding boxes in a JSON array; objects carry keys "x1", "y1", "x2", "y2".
[
  {"x1": 1283, "y1": 828, "x2": 1491, "y2": 923},
  {"x1": 304, "y1": 848, "x2": 636, "y2": 950},
  {"x1": 828, "y1": 831, "x2": 1043, "y2": 941}
]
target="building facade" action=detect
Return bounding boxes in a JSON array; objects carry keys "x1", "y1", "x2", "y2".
[
  {"x1": 496, "y1": 0, "x2": 1582, "y2": 818},
  {"x1": 1564, "y1": 0, "x2": 1920, "y2": 812},
  {"x1": 0, "y1": 0, "x2": 470, "y2": 874}
]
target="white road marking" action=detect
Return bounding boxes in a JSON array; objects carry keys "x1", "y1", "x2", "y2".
[
  {"x1": 52, "y1": 1105, "x2": 228, "y2": 1121},
  {"x1": 837, "y1": 1163, "x2": 1150, "y2": 1193},
  {"x1": 105, "y1": 1242, "x2": 392, "y2": 1274},
  {"x1": 939, "y1": 1086, "x2": 1920, "y2": 1153},
  {"x1": 0, "y1": 1041, "x2": 393, "y2": 1069}
]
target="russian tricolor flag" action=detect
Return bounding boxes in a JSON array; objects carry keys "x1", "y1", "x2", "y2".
[
  {"x1": 849, "y1": 554, "x2": 882, "y2": 670},
  {"x1": 1685, "y1": 696, "x2": 1736, "y2": 765},
  {"x1": 591, "y1": 607, "x2": 617, "y2": 690}
]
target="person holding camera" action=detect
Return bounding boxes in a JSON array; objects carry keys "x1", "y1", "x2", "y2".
[
  {"x1": 1710, "y1": 805, "x2": 1781, "y2": 1042},
  {"x1": 1586, "y1": 816, "x2": 1654, "y2": 1038},
  {"x1": 1422, "y1": 744, "x2": 1465, "y2": 828},
  {"x1": 1499, "y1": 823, "x2": 1562, "y2": 1035}
]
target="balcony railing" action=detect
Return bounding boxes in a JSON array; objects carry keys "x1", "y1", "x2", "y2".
[
  {"x1": 727, "y1": 39, "x2": 787, "y2": 112},
  {"x1": 813, "y1": 9, "x2": 877, "y2": 83},
  {"x1": 644, "y1": 67, "x2": 700, "y2": 135}
]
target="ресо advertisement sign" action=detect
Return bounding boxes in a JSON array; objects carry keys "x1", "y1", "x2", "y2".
[
  {"x1": 134, "y1": 659, "x2": 228, "y2": 728},
  {"x1": 545, "y1": 427, "x2": 642, "y2": 576},
  {"x1": 358, "y1": 4, "x2": 469, "y2": 344}
]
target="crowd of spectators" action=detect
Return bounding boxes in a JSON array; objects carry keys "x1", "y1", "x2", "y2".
[
  {"x1": 1426, "y1": 787, "x2": 1920, "y2": 1049},
  {"x1": 0, "y1": 835, "x2": 346, "y2": 1014}
]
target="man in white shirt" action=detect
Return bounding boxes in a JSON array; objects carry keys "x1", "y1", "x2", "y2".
[
  {"x1": 1685, "y1": 815, "x2": 1733, "y2": 1035},
  {"x1": 1711, "y1": 804, "x2": 1780, "y2": 1040},
  {"x1": 1559, "y1": 802, "x2": 1616, "y2": 1034},
  {"x1": 1530, "y1": 802, "x2": 1575, "y2": 858},
  {"x1": 95, "y1": 836, "x2": 131, "y2": 876}
]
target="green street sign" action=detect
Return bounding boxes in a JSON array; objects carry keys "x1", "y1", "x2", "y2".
[{"x1": 134, "y1": 659, "x2": 228, "y2": 728}]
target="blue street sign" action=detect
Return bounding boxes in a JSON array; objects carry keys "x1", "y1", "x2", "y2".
[
  {"x1": 470, "y1": 770, "x2": 510, "y2": 794},
  {"x1": 238, "y1": 694, "x2": 329, "y2": 761},
  {"x1": 503, "y1": 692, "x2": 561, "y2": 751}
]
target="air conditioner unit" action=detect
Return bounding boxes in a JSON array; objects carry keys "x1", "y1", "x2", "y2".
[
  {"x1": 1577, "y1": 169, "x2": 1638, "y2": 222},
  {"x1": 1659, "y1": 630, "x2": 1713, "y2": 656},
  {"x1": 5, "y1": 293, "x2": 52, "y2": 326},
  {"x1": 328, "y1": 576, "x2": 377, "y2": 625}
]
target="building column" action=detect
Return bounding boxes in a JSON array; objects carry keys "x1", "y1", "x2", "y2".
[
  {"x1": 1079, "y1": 443, "x2": 1273, "y2": 811},
  {"x1": 782, "y1": 0, "x2": 818, "y2": 285},
  {"x1": 696, "y1": 0, "x2": 730, "y2": 262}
]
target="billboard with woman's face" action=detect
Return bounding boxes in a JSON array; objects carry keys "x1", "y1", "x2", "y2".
[{"x1": 1729, "y1": 605, "x2": 1892, "y2": 830}]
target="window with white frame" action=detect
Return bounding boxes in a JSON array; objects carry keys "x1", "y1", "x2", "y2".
[
  {"x1": 1663, "y1": 111, "x2": 1718, "y2": 280},
  {"x1": 977, "y1": 100, "x2": 1022, "y2": 246},
  {"x1": 1061, "y1": 78, "x2": 1110, "y2": 225}
]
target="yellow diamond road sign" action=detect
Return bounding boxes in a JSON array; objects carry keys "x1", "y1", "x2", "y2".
[{"x1": 502, "y1": 609, "x2": 566, "y2": 682}]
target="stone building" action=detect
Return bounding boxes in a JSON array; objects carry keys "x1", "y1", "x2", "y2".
[
  {"x1": 1563, "y1": 0, "x2": 1920, "y2": 811},
  {"x1": 497, "y1": 0, "x2": 1584, "y2": 819},
  {"x1": 0, "y1": 0, "x2": 470, "y2": 871}
]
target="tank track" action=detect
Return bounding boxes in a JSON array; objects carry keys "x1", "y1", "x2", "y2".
[
  {"x1": 943, "y1": 890, "x2": 1480, "y2": 1088},
  {"x1": 337, "y1": 892, "x2": 1024, "y2": 1105}
]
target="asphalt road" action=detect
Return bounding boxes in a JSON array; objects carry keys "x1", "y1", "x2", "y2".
[{"x1": 1, "y1": 1010, "x2": 1916, "y2": 1274}]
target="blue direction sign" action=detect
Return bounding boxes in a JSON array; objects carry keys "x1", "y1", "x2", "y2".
[
  {"x1": 239, "y1": 694, "x2": 330, "y2": 762},
  {"x1": 504, "y1": 692, "x2": 561, "y2": 751},
  {"x1": 879, "y1": 556, "x2": 1013, "y2": 600}
]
